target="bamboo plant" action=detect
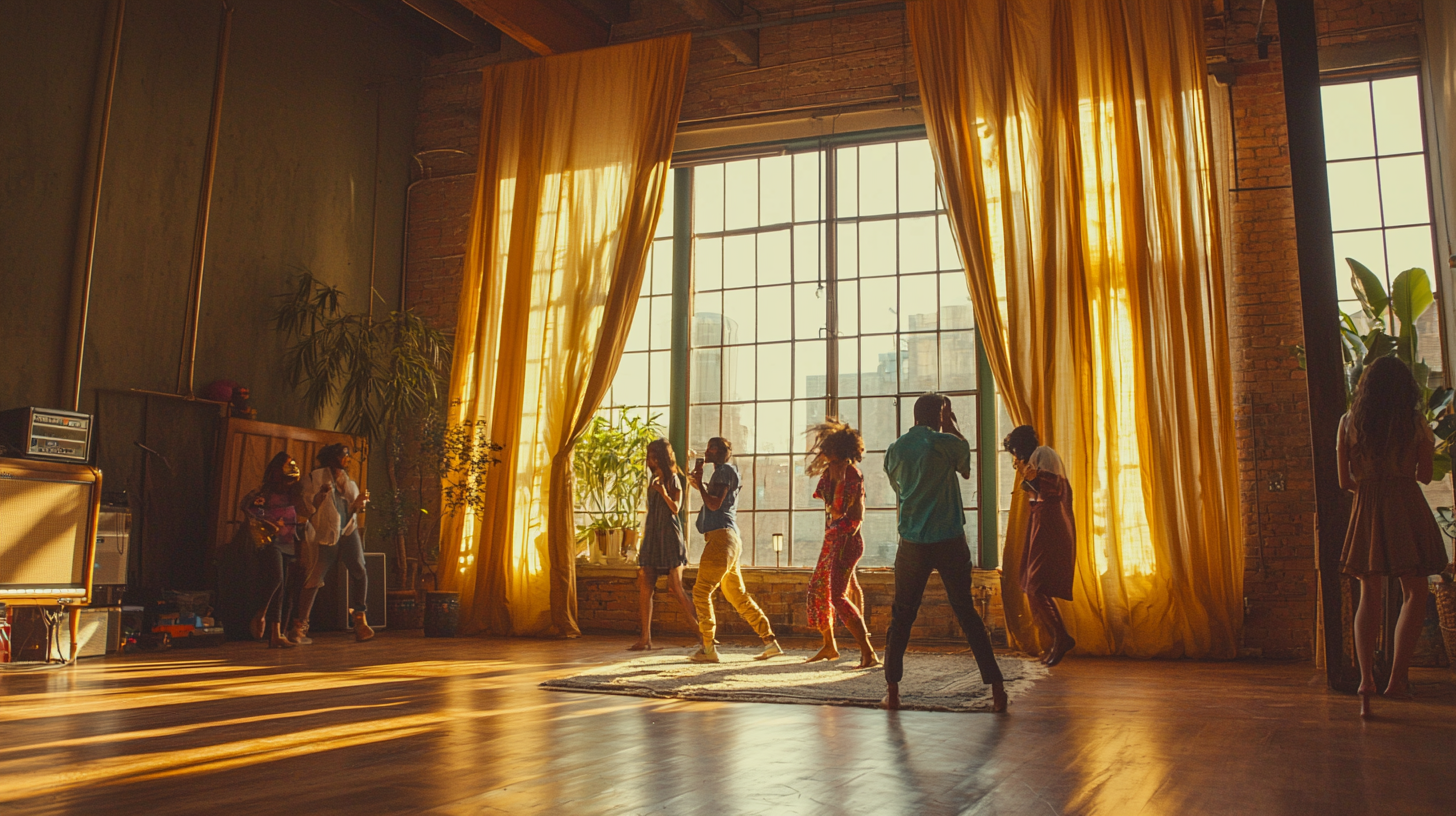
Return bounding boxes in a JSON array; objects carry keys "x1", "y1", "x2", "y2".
[{"x1": 572, "y1": 408, "x2": 664, "y2": 556}]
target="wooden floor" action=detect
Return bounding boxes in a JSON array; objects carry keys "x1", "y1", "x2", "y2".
[{"x1": 2, "y1": 631, "x2": 1453, "y2": 816}]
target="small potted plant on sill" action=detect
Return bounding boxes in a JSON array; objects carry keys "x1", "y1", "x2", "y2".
[{"x1": 573, "y1": 408, "x2": 663, "y2": 565}]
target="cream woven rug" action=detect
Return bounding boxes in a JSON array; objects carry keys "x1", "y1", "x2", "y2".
[{"x1": 541, "y1": 648, "x2": 1047, "y2": 713}]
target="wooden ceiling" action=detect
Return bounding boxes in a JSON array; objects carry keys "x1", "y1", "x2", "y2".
[{"x1": 334, "y1": 0, "x2": 759, "y2": 64}]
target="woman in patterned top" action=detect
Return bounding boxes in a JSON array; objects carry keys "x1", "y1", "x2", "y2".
[
  {"x1": 804, "y1": 419, "x2": 879, "y2": 668},
  {"x1": 243, "y1": 452, "x2": 331, "y2": 648}
]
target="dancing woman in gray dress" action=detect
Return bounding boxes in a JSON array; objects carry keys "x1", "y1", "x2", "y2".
[{"x1": 631, "y1": 438, "x2": 699, "y2": 650}]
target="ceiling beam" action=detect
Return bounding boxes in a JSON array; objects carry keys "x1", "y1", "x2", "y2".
[
  {"x1": 454, "y1": 0, "x2": 609, "y2": 55},
  {"x1": 570, "y1": 0, "x2": 631, "y2": 27},
  {"x1": 331, "y1": 0, "x2": 455, "y2": 54},
  {"x1": 400, "y1": 0, "x2": 502, "y2": 51},
  {"x1": 668, "y1": 0, "x2": 757, "y2": 66}
]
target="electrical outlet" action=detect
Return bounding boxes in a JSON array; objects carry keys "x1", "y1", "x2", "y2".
[{"x1": 1267, "y1": 472, "x2": 1285, "y2": 492}]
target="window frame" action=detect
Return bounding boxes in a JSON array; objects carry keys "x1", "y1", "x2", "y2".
[{"x1": 585, "y1": 126, "x2": 1006, "y2": 570}]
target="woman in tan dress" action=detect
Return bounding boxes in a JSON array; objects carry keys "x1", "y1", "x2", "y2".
[
  {"x1": 1338, "y1": 357, "x2": 1450, "y2": 717},
  {"x1": 1004, "y1": 425, "x2": 1077, "y2": 666}
]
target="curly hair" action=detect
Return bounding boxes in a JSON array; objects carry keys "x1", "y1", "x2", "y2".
[
  {"x1": 805, "y1": 418, "x2": 865, "y2": 476},
  {"x1": 1002, "y1": 425, "x2": 1039, "y2": 462},
  {"x1": 1347, "y1": 356, "x2": 1422, "y2": 454}
]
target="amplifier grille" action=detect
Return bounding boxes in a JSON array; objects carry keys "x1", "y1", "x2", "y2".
[{"x1": 0, "y1": 478, "x2": 91, "y2": 586}]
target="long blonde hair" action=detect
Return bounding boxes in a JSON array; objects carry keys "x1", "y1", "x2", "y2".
[{"x1": 805, "y1": 418, "x2": 864, "y2": 476}]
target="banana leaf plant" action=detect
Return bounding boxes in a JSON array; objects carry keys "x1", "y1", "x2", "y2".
[{"x1": 1295, "y1": 259, "x2": 1455, "y2": 481}]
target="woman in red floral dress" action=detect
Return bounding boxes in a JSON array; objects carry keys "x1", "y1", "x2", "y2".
[{"x1": 804, "y1": 419, "x2": 880, "y2": 668}]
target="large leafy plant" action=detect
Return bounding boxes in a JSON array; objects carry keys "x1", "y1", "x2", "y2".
[
  {"x1": 572, "y1": 408, "x2": 664, "y2": 537},
  {"x1": 1319, "y1": 259, "x2": 1455, "y2": 480},
  {"x1": 274, "y1": 271, "x2": 453, "y2": 576}
]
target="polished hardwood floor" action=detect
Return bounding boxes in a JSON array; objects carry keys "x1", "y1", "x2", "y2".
[{"x1": 1, "y1": 630, "x2": 1452, "y2": 816}]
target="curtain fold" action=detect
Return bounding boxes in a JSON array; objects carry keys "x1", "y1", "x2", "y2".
[
  {"x1": 440, "y1": 35, "x2": 691, "y2": 636},
  {"x1": 909, "y1": 0, "x2": 1243, "y2": 658}
]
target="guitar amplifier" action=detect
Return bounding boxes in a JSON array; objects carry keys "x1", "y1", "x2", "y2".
[{"x1": 0, "y1": 407, "x2": 93, "y2": 464}]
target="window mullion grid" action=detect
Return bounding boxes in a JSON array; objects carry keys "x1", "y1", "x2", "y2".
[{"x1": 1366, "y1": 81, "x2": 1396, "y2": 304}]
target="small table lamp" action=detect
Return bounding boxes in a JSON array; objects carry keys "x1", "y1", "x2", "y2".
[{"x1": 772, "y1": 532, "x2": 783, "y2": 569}]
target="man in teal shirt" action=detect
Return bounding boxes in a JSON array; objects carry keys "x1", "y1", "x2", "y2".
[{"x1": 882, "y1": 393, "x2": 1006, "y2": 711}]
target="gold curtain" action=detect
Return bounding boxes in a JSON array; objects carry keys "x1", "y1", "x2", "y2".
[
  {"x1": 439, "y1": 35, "x2": 691, "y2": 636},
  {"x1": 909, "y1": 0, "x2": 1243, "y2": 658}
]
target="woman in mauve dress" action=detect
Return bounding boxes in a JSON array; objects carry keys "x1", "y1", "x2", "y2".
[
  {"x1": 803, "y1": 419, "x2": 879, "y2": 669},
  {"x1": 630, "y1": 438, "x2": 698, "y2": 650},
  {"x1": 1004, "y1": 425, "x2": 1076, "y2": 666},
  {"x1": 1338, "y1": 357, "x2": 1451, "y2": 717}
]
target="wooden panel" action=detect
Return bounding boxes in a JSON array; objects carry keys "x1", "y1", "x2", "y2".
[{"x1": 211, "y1": 418, "x2": 367, "y2": 554}]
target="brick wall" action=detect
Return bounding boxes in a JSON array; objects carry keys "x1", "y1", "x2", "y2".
[
  {"x1": 577, "y1": 565, "x2": 1009, "y2": 647},
  {"x1": 406, "y1": 0, "x2": 1431, "y2": 660}
]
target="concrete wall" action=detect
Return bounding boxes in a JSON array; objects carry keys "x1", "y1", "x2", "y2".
[{"x1": 0, "y1": 0, "x2": 421, "y2": 430}]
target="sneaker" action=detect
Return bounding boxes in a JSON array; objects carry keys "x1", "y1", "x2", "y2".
[
  {"x1": 689, "y1": 645, "x2": 721, "y2": 663},
  {"x1": 754, "y1": 640, "x2": 784, "y2": 660}
]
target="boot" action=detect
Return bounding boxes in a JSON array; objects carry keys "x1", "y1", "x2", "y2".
[
  {"x1": 267, "y1": 621, "x2": 295, "y2": 649},
  {"x1": 286, "y1": 618, "x2": 312, "y2": 645},
  {"x1": 352, "y1": 610, "x2": 375, "y2": 642},
  {"x1": 249, "y1": 608, "x2": 266, "y2": 640}
]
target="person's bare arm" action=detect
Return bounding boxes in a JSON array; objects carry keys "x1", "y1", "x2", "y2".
[
  {"x1": 700, "y1": 482, "x2": 726, "y2": 512},
  {"x1": 686, "y1": 467, "x2": 726, "y2": 511},
  {"x1": 941, "y1": 405, "x2": 973, "y2": 479},
  {"x1": 1416, "y1": 421, "x2": 1435, "y2": 485},
  {"x1": 652, "y1": 477, "x2": 681, "y2": 515},
  {"x1": 1336, "y1": 416, "x2": 1356, "y2": 492}
]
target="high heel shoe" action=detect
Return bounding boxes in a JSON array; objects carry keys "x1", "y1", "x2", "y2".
[{"x1": 1359, "y1": 691, "x2": 1374, "y2": 719}]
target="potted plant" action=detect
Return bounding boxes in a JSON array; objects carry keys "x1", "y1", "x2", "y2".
[
  {"x1": 374, "y1": 404, "x2": 502, "y2": 592},
  {"x1": 572, "y1": 408, "x2": 663, "y2": 564}
]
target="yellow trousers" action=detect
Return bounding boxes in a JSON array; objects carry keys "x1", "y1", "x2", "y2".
[{"x1": 693, "y1": 528, "x2": 774, "y2": 644}]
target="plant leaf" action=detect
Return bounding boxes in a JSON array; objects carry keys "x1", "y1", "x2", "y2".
[
  {"x1": 1429, "y1": 387, "x2": 1454, "y2": 416},
  {"x1": 1390, "y1": 267, "x2": 1434, "y2": 339},
  {"x1": 1348, "y1": 258, "x2": 1388, "y2": 323},
  {"x1": 1362, "y1": 329, "x2": 1396, "y2": 363},
  {"x1": 1432, "y1": 452, "x2": 1451, "y2": 484}
]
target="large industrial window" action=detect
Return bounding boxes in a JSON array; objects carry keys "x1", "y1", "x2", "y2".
[
  {"x1": 684, "y1": 137, "x2": 988, "y2": 568},
  {"x1": 582, "y1": 133, "x2": 994, "y2": 569},
  {"x1": 1322, "y1": 74, "x2": 1445, "y2": 375}
]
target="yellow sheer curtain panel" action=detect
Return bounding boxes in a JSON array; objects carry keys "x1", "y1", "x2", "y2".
[
  {"x1": 910, "y1": 0, "x2": 1243, "y2": 658},
  {"x1": 439, "y1": 35, "x2": 691, "y2": 636}
]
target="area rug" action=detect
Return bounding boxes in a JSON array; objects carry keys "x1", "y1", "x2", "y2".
[{"x1": 540, "y1": 649, "x2": 1048, "y2": 713}]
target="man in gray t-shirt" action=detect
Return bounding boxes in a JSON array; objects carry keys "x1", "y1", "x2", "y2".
[{"x1": 687, "y1": 436, "x2": 780, "y2": 663}]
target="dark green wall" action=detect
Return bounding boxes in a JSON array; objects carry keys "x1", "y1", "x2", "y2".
[{"x1": 0, "y1": 0, "x2": 421, "y2": 428}]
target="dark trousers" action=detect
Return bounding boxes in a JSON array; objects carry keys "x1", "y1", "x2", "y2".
[
  {"x1": 314, "y1": 529, "x2": 369, "y2": 613},
  {"x1": 258, "y1": 545, "x2": 296, "y2": 625},
  {"x1": 885, "y1": 535, "x2": 1004, "y2": 685}
]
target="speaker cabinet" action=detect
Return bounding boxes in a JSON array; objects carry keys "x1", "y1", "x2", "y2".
[
  {"x1": 0, "y1": 457, "x2": 100, "y2": 605},
  {"x1": 93, "y1": 506, "x2": 130, "y2": 586}
]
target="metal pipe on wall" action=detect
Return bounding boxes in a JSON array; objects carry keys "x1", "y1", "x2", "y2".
[
  {"x1": 176, "y1": 2, "x2": 234, "y2": 397},
  {"x1": 397, "y1": 149, "x2": 470, "y2": 310},
  {"x1": 66, "y1": 0, "x2": 127, "y2": 412},
  {"x1": 367, "y1": 84, "x2": 383, "y2": 321}
]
